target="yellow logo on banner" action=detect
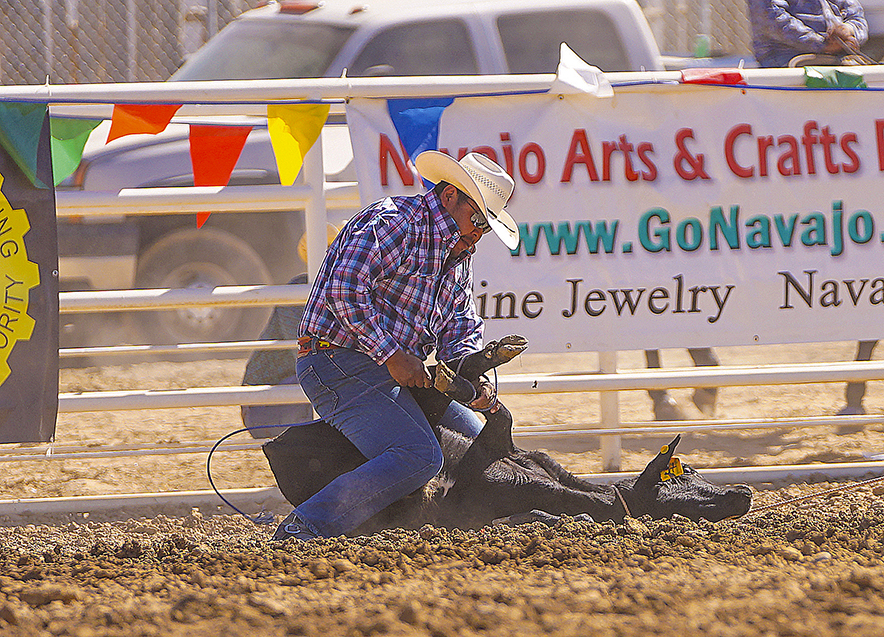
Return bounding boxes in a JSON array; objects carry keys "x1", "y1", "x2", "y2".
[{"x1": 0, "y1": 174, "x2": 39, "y2": 384}]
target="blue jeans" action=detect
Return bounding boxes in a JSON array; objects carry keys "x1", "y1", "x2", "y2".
[{"x1": 294, "y1": 347, "x2": 482, "y2": 537}]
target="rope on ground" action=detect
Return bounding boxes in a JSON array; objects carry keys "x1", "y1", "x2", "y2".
[
  {"x1": 207, "y1": 377, "x2": 394, "y2": 524},
  {"x1": 745, "y1": 473, "x2": 884, "y2": 515}
]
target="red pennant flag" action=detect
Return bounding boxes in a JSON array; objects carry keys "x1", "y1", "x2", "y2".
[
  {"x1": 189, "y1": 124, "x2": 252, "y2": 228},
  {"x1": 107, "y1": 103, "x2": 183, "y2": 142},
  {"x1": 680, "y1": 68, "x2": 746, "y2": 85}
]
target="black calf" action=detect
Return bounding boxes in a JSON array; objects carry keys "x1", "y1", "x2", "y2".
[{"x1": 262, "y1": 337, "x2": 752, "y2": 534}]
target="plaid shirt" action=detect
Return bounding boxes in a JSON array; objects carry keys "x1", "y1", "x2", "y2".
[
  {"x1": 299, "y1": 190, "x2": 484, "y2": 365},
  {"x1": 747, "y1": 0, "x2": 868, "y2": 67}
]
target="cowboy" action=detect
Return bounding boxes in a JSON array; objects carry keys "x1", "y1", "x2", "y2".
[
  {"x1": 747, "y1": 0, "x2": 869, "y2": 68},
  {"x1": 273, "y1": 151, "x2": 518, "y2": 541}
]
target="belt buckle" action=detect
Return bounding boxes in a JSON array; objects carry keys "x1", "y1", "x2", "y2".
[
  {"x1": 316, "y1": 339, "x2": 333, "y2": 350},
  {"x1": 297, "y1": 336, "x2": 313, "y2": 357}
]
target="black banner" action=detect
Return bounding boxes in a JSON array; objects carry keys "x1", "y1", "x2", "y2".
[{"x1": 0, "y1": 106, "x2": 58, "y2": 442}]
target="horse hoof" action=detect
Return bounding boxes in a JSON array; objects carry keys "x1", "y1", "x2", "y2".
[
  {"x1": 692, "y1": 387, "x2": 717, "y2": 416},
  {"x1": 482, "y1": 335, "x2": 529, "y2": 366},
  {"x1": 434, "y1": 361, "x2": 477, "y2": 403},
  {"x1": 653, "y1": 396, "x2": 688, "y2": 421}
]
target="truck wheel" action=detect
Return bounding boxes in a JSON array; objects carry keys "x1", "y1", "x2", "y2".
[{"x1": 134, "y1": 228, "x2": 273, "y2": 345}]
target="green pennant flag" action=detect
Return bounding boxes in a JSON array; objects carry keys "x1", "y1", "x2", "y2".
[
  {"x1": 804, "y1": 66, "x2": 868, "y2": 89},
  {"x1": 50, "y1": 118, "x2": 101, "y2": 186},
  {"x1": 0, "y1": 102, "x2": 52, "y2": 189}
]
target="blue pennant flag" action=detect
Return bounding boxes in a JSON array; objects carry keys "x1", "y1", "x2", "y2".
[
  {"x1": 387, "y1": 97, "x2": 454, "y2": 185},
  {"x1": 0, "y1": 102, "x2": 54, "y2": 189}
]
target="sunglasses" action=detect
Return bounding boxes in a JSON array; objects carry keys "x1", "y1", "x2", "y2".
[{"x1": 463, "y1": 196, "x2": 491, "y2": 235}]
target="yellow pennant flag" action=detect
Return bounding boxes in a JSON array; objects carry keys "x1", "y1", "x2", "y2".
[{"x1": 267, "y1": 104, "x2": 331, "y2": 186}]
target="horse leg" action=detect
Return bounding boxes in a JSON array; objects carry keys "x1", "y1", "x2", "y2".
[
  {"x1": 688, "y1": 347, "x2": 719, "y2": 416},
  {"x1": 840, "y1": 340, "x2": 877, "y2": 416},
  {"x1": 645, "y1": 350, "x2": 687, "y2": 421}
]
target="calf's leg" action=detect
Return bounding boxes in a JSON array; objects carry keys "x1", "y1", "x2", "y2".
[{"x1": 448, "y1": 469, "x2": 626, "y2": 528}]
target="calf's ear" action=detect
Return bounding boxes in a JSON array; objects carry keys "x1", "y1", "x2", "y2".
[{"x1": 634, "y1": 434, "x2": 681, "y2": 488}]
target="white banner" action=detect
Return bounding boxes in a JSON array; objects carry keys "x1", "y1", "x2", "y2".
[{"x1": 347, "y1": 85, "x2": 884, "y2": 353}]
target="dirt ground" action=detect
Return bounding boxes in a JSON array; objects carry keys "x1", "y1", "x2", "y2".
[{"x1": 0, "y1": 341, "x2": 883, "y2": 635}]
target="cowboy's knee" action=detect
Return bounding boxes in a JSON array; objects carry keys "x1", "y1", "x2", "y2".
[{"x1": 409, "y1": 440, "x2": 444, "y2": 484}]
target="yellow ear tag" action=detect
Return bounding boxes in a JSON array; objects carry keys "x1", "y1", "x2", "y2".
[
  {"x1": 660, "y1": 445, "x2": 669, "y2": 454},
  {"x1": 660, "y1": 456, "x2": 684, "y2": 482}
]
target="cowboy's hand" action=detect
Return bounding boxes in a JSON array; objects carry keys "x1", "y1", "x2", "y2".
[
  {"x1": 469, "y1": 374, "x2": 499, "y2": 413},
  {"x1": 386, "y1": 349, "x2": 433, "y2": 388},
  {"x1": 826, "y1": 21, "x2": 858, "y2": 51}
]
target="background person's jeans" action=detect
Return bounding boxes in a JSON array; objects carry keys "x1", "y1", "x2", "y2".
[{"x1": 294, "y1": 347, "x2": 452, "y2": 537}]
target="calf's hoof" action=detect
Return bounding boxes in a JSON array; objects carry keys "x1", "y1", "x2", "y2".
[
  {"x1": 434, "y1": 361, "x2": 477, "y2": 403},
  {"x1": 653, "y1": 396, "x2": 688, "y2": 421},
  {"x1": 492, "y1": 510, "x2": 561, "y2": 527},
  {"x1": 482, "y1": 335, "x2": 529, "y2": 367},
  {"x1": 691, "y1": 387, "x2": 717, "y2": 416},
  {"x1": 493, "y1": 510, "x2": 595, "y2": 527}
]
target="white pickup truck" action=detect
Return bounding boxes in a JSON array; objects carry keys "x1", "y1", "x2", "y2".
[{"x1": 56, "y1": 0, "x2": 701, "y2": 347}]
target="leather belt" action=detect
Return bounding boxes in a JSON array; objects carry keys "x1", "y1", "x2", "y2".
[{"x1": 298, "y1": 336, "x2": 342, "y2": 357}]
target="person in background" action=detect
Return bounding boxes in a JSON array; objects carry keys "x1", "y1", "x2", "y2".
[
  {"x1": 747, "y1": 0, "x2": 868, "y2": 67},
  {"x1": 240, "y1": 274, "x2": 313, "y2": 439},
  {"x1": 272, "y1": 151, "x2": 519, "y2": 541}
]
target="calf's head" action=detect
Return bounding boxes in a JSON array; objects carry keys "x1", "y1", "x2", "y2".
[{"x1": 615, "y1": 435, "x2": 752, "y2": 522}]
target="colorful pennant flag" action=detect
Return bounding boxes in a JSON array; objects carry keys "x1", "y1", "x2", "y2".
[
  {"x1": 0, "y1": 102, "x2": 54, "y2": 189},
  {"x1": 49, "y1": 118, "x2": 102, "y2": 186},
  {"x1": 189, "y1": 124, "x2": 253, "y2": 228},
  {"x1": 386, "y1": 97, "x2": 454, "y2": 163},
  {"x1": 107, "y1": 103, "x2": 182, "y2": 142},
  {"x1": 267, "y1": 104, "x2": 330, "y2": 186},
  {"x1": 804, "y1": 67, "x2": 867, "y2": 88},
  {"x1": 680, "y1": 68, "x2": 747, "y2": 85}
]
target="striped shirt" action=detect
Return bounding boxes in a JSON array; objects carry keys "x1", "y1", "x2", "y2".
[{"x1": 299, "y1": 190, "x2": 484, "y2": 365}]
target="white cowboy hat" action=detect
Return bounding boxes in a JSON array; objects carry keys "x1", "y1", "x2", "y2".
[{"x1": 414, "y1": 150, "x2": 519, "y2": 250}]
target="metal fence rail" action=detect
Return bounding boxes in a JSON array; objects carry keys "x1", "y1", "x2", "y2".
[
  {"x1": 3, "y1": 414, "x2": 883, "y2": 459},
  {"x1": 52, "y1": 346, "x2": 884, "y2": 410}
]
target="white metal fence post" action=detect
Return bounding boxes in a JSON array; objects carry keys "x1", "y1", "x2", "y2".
[
  {"x1": 599, "y1": 351, "x2": 621, "y2": 471},
  {"x1": 303, "y1": 133, "x2": 328, "y2": 283}
]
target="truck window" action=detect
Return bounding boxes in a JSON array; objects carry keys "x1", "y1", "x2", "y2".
[
  {"x1": 349, "y1": 19, "x2": 479, "y2": 76},
  {"x1": 171, "y1": 20, "x2": 355, "y2": 81},
  {"x1": 498, "y1": 10, "x2": 630, "y2": 73}
]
